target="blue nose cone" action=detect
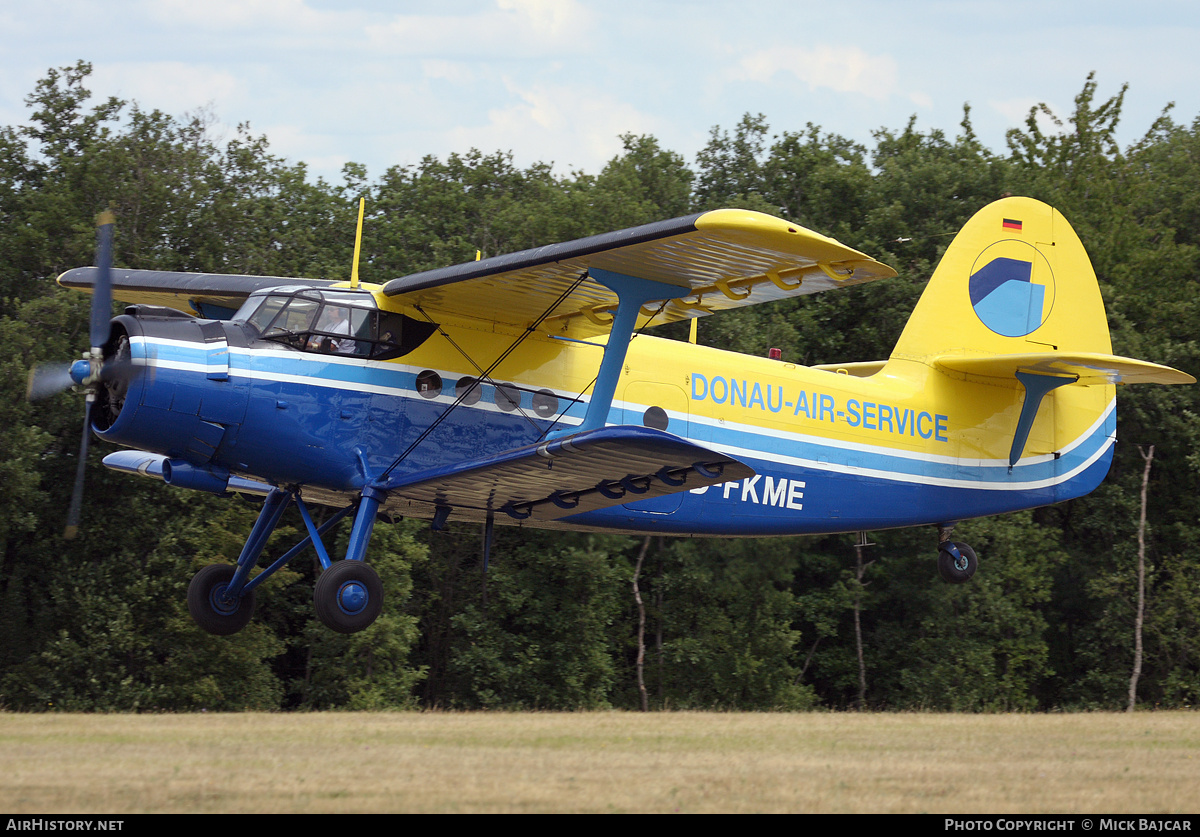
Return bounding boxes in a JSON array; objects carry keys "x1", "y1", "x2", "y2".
[{"x1": 69, "y1": 359, "x2": 91, "y2": 385}]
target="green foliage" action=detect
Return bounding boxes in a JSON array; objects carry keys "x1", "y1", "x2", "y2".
[
  {"x1": 442, "y1": 532, "x2": 628, "y2": 709},
  {"x1": 598, "y1": 133, "x2": 694, "y2": 221},
  {"x1": 883, "y1": 515, "x2": 1059, "y2": 711},
  {"x1": 650, "y1": 537, "x2": 816, "y2": 710},
  {"x1": 293, "y1": 520, "x2": 428, "y2": 710}
]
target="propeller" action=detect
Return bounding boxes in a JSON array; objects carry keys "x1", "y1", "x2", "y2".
[
  {"x1": 26, "y1": 210, "x2": 127, "y2": 539},
  {"x1": 26, "y1": 364, "x2": 79, "y2": 400}
]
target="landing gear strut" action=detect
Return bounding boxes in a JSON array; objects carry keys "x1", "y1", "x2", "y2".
[
  {"x1": 936, "y1": 523, "x2": 977, "y2": 584},
  {"x1": 186, "y1": 485, "x2": 387, "y2": 635}
]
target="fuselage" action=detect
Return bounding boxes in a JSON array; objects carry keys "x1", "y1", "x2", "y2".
[{"x1": 96, "y1": 286, "x2": 1117, "y2": 537}]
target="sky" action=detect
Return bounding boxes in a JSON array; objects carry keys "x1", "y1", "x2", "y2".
[{"x1": 3, "y1": 0, "x2": 1200, "y2": 184}]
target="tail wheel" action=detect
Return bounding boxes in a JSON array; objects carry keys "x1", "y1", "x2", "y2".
[
  {"x1": 937, "y1": 542, "x2": 978, "y2": 584},
  {"x1": 314, "y1": 560, "x2": 383, "y2": 634},
  {"x1": 188, "y1": 564, "x2": 255, "y2": 635}
]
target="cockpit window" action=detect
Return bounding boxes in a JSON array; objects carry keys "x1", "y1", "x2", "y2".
[
  {"x1": 235, "y1": 288, "x2": 438, "y2": 360},
  {"x1": 269, "y1": 298, "x2": 320, "y2": 340},
  {"x1": 299, "y1": 304, "x2": 365, "y2": 355},
  {"x1": 242, "y1": 295, "x2": 283, "y2": 332}
]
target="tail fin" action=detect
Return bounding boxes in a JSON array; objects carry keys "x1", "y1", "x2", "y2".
[
  {"x1": 890, "y1": 197, "x2": 1192, "y2": 468},
  {"x1": 892, "y1": 196, "x2": 1111, "y2": 361}
]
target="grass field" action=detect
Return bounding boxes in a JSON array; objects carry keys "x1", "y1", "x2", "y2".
[{"x1": 1, "y1": 711, "x2": 1198, "y2": 813}]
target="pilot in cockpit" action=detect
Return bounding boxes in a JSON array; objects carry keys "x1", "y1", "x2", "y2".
[{"x1": 309, "y1": 305, "x2": 359, "y2": 354}]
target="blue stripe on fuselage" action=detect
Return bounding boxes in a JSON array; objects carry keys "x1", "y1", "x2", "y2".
[
  {"x1": 130, "y1": 337, "x2": 1116, "y2": 530},
  {"x1": 565, "y1": 440, "x2": 1114, "y2": 535}
]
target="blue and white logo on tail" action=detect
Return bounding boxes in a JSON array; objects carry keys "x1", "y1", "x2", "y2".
[{"x1": 969, "y1": 234, "x2": 1055, "y2": 338}]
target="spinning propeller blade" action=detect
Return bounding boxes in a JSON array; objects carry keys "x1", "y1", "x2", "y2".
[
  {"x1": 64, "y1": 399, "x2": 92, "y2": 540},
  {"x1": 26, "y1": 363, "x2": 78, "y2": 401},
  {"x1": 59, "y1": 210, "x2": 117, "y2": 539},
  {"x1": 90, "y1": 211, "x2": 114, "y2": 351}
]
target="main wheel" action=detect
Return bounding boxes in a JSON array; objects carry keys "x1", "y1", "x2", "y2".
[
  {"x1": 313, "y1": 560, "x2": 383, "y2": 634},
  {"x1": 188, "y1": 564, "x2": 255, "y2": 635},
  {"x1": 937, "y1": 542, "x2": 978, "y2": 584}
]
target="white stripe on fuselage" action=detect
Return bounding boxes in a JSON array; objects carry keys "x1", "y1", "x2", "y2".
[{"x1": 133, "y1": 336, "x2": 1112, "y2": 493}]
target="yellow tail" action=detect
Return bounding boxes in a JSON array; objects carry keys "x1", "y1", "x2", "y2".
[
  {"x1": 892, "y1": 196, "x2": 1112, "y2": 362},
  {"x1": 887, "y1": 197, "x2": 1190, "y2": 468}
]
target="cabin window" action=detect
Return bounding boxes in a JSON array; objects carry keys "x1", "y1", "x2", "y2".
[
  {"x1": 244, "y1": 295, "x2": 286, "y2": 333},
  {"x1": 456, "y1": 377, "x2": 482, "y2": 405},
  {"x1": 494, "y1": 383, "x2": 520, "y2": 412},
  {"x1": 416, "y1": 370, "x2": 442, "y2": 398},
  {"x1": 532, "y1": 389, "x2": 559, "y2": 418},
  {"x1": 306, "y1": 304, "x2": 370, "y2": 355}
]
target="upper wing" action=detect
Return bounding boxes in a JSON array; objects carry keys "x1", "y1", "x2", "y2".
[
  {"x1": 382, "y1": 209, "x2": 896, "y2": 338},
  {"x1": 58, "y1": 209, "x2": 894, "y2": 333},
  {"x1": 58, "y1": 267, "x2": 336, "y2": 319}
]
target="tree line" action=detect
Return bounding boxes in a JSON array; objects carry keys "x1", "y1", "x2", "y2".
[{"x1": 1, "y1": 62, "x2": 1198, "y2": 711}]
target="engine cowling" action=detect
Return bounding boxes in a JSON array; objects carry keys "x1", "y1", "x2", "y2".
[{"x1": 95, "y1": 310, "x2": 249, "y2": 471}]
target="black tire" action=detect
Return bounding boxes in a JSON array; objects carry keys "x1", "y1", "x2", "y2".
[
  {"x1": 313, "y1": 560, "x2": 383, "y2": 634},
  {"x1": 187, "y1": 564, "x2": 255, "y2": 635},
  {"x1": 937, "y1": 542, "x2": 978, "y2": 584}
]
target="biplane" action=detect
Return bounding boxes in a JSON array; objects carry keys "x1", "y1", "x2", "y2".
[{"x1": 35, "y1": 196, "x2": 1193, "y2": 635}]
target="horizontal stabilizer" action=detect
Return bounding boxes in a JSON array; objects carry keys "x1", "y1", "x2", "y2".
[
  {"x1": 380, "y1": 426, "x2": 754, "y2": 521},
  {"x1": 933, "y1": 352, "x2": 1193, "y2": 468},
  {"x1": 934, "y1": 352, "x2": 1195, "y2": 386}
]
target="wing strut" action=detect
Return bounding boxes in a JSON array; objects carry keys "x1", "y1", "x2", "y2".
[
  {"x1": 379, "y1": 272, "x2": 589, "y2": 482},
  {"x1": 552, "y1": 268, "x2": 687, "y2": 437}
]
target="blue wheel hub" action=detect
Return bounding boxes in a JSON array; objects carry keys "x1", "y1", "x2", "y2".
[
  {"x1": 336, "y1": 581, "x2": 368, "y2": 615},
  {"x1": 312, "y1": 561, "x2": 382, "y2": 633},
  {"x1": 209, "y1": 584, "x2": 240, "y2": 615}
]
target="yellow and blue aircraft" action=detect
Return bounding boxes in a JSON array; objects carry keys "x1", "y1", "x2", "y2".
[{"x1": 38, "y1": 196, "x2": 1193, "y2": 635}]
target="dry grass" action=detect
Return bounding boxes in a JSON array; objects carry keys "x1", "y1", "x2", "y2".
[{"x1": 1, "y1": 711, "x2": 1198, "y2": 813}]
